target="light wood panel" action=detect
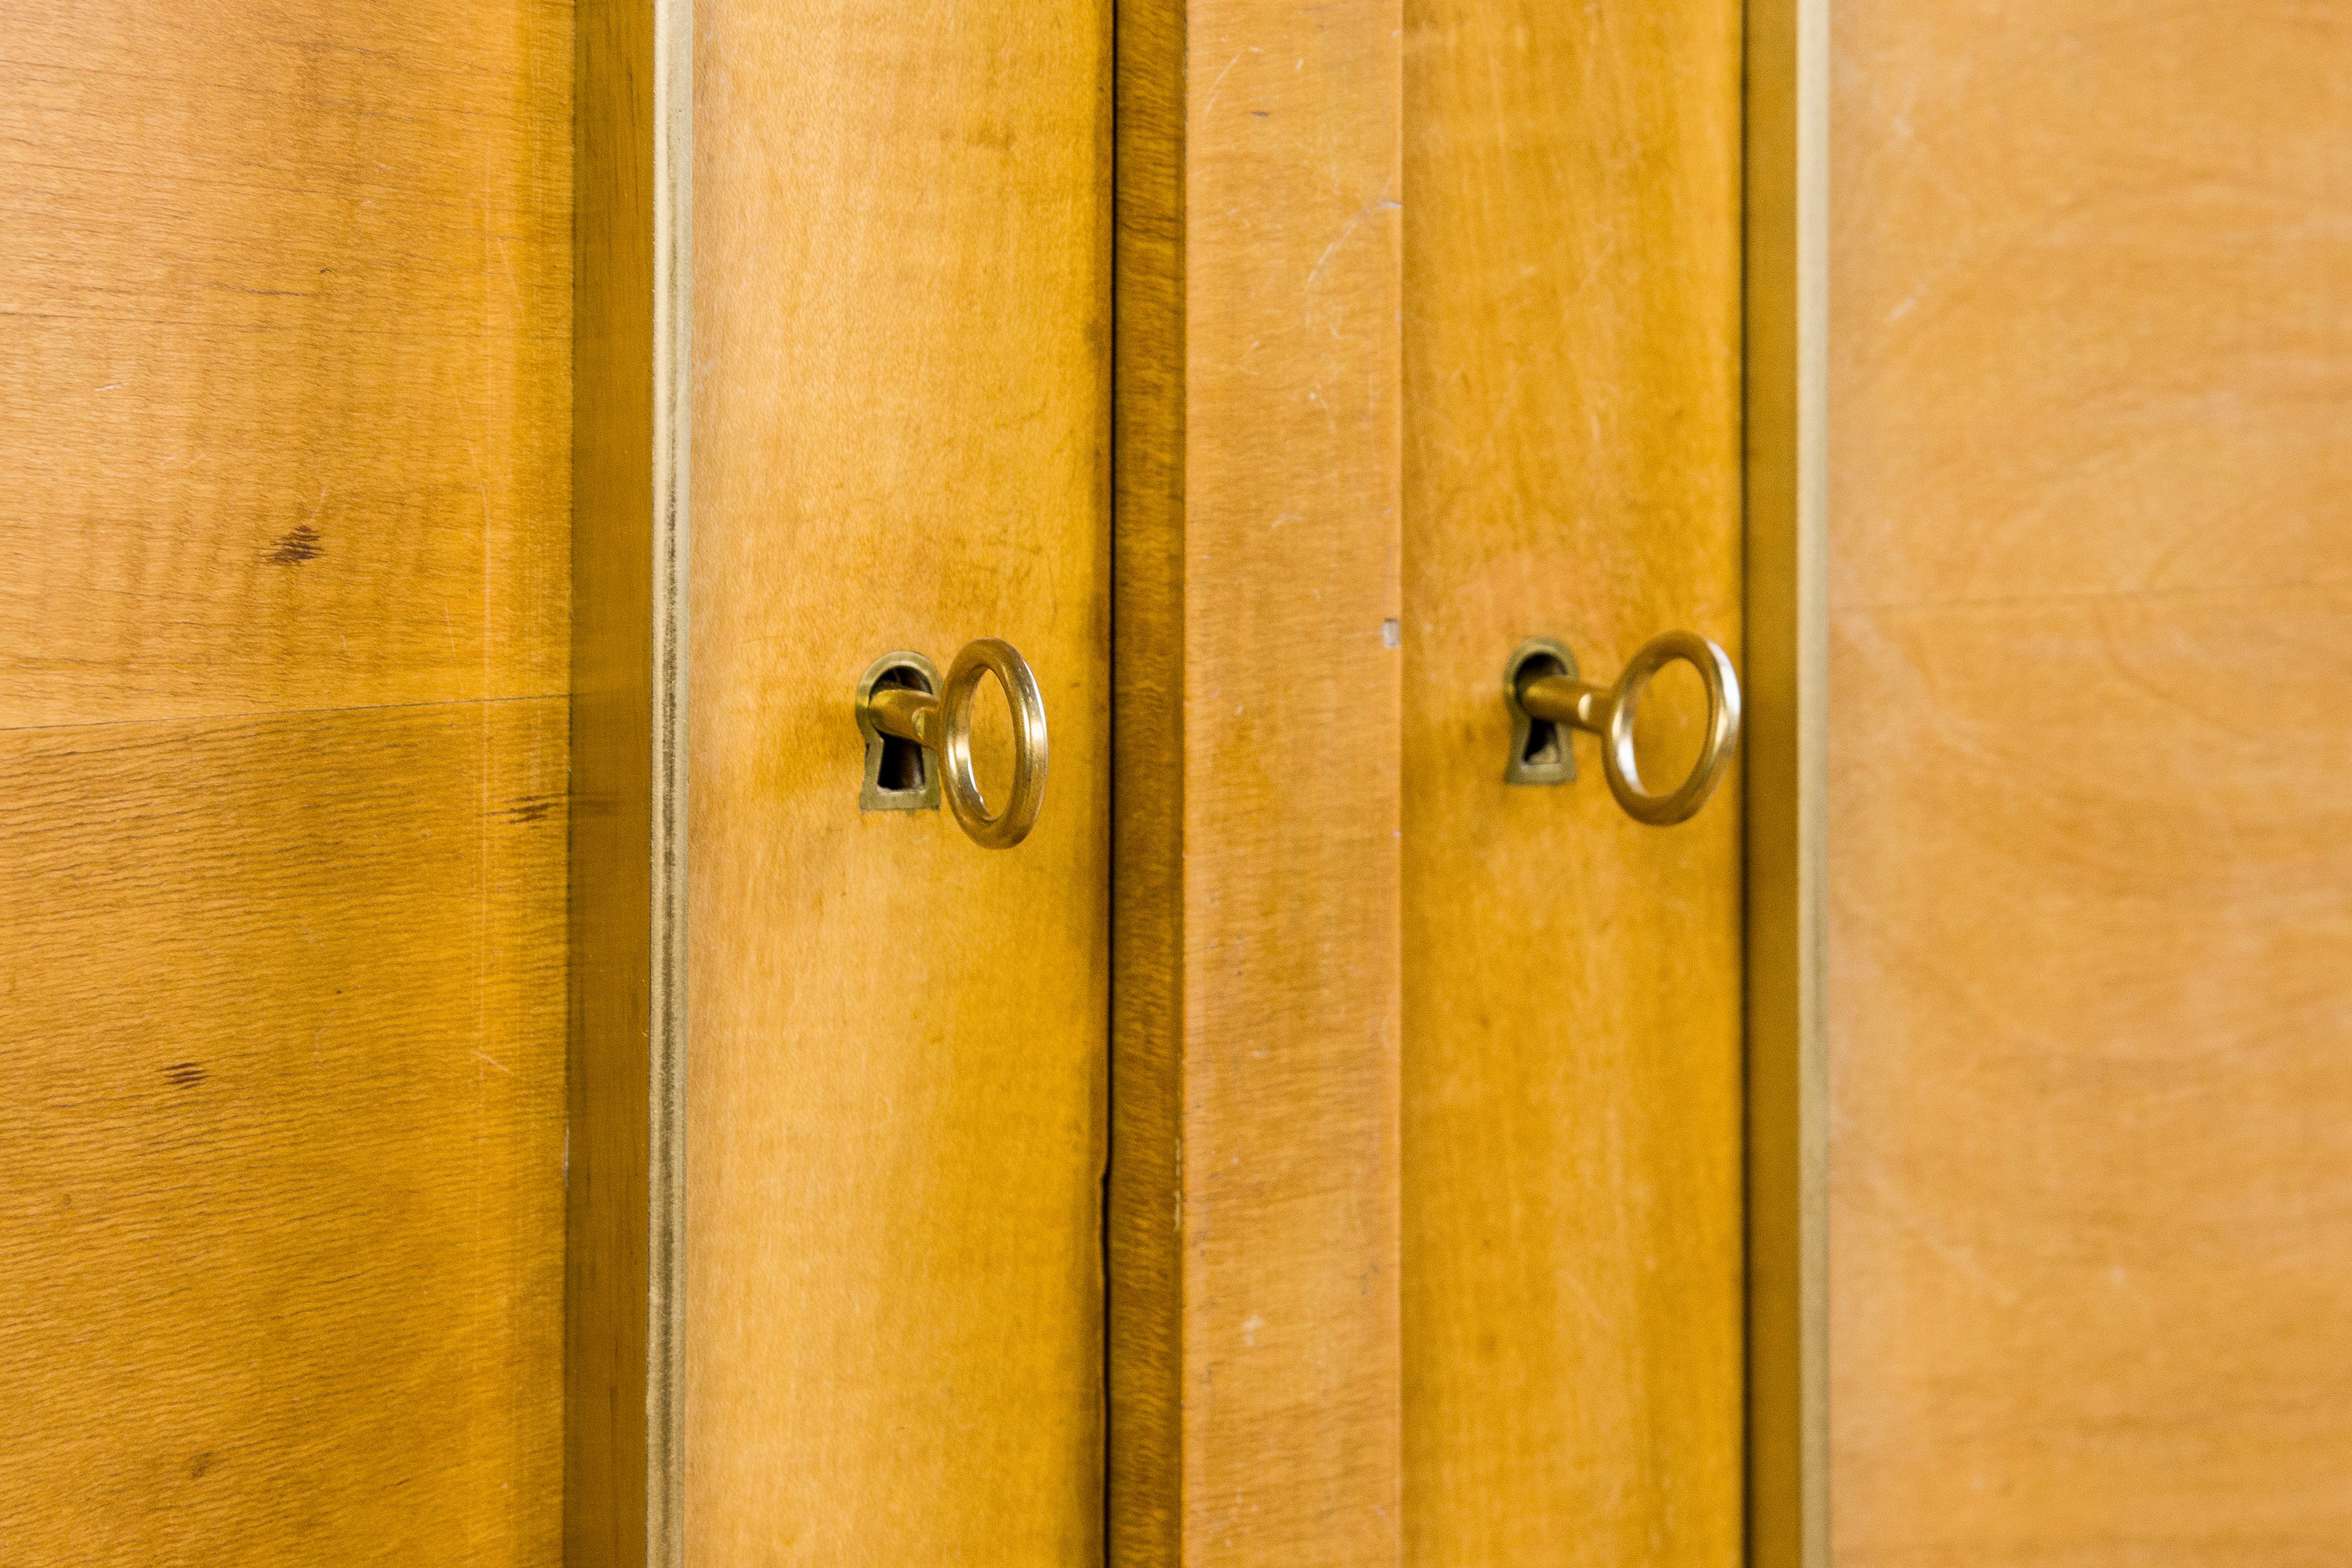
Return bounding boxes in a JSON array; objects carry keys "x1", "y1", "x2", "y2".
[
  {"x1": 1830, "y1": 3, "x2": 2352, "y2": 1562},
  {"x1": 1109, "y1": 1, "x2": 1404, "y2": 1562},
  {"x1": 1398, "y1": 2, "x2": 1746, "y2": 1564},
  {"x1": 686, "y1": 1, "x2": 1111, "y2": 1559},
  {"x1": 0, "y1": 2, "x2": 570, "y2": 727},
  {"x1": 0, "y1": 702, "x2": 568, "y2": 1562},
  {"x1": 0, "y1": 2, "x2": 571, "y2": 1557}
]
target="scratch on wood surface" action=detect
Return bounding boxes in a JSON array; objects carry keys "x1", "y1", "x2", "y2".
[{"x1": 1200, "y1": 47, "x2": 1261, "y2": 119}]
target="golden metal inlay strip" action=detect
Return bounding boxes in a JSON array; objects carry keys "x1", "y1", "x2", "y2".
[
  {"x1": 1744, "y1": 0, "x2": 1830, "y2": 1560},
  {"x1": 648, "y1": 0, "x2": 691, "y2": 1557}
]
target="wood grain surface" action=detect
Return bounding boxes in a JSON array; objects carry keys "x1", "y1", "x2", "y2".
[
  {"x1": 0, "y1": 703, "x2": 569, "y2": 1562},
  {"x1": 0, "y1": 3, "x2": 570, "y2": 728},
  {"x1": 1109, "y1": 1, "x2": 1405, "y2": 1563},
  {"x1": 1399, "y1": 2, "x2": 1746, "y2": 1563},
  {"x1": 1830, "y1": 3, "x2": 2352, "y2": 1562},
  {"x1": 686, "y1": 1, "x2": 1111, "y2": 1559},
  {"x1": 0, "y1": 3, "x2": 571, "y2": 1559}
]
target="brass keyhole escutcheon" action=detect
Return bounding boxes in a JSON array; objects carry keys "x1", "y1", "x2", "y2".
[
  {"x1": 1502, "y1": 637, "x2": 1581, "y2": 787},
  {"x1": 854, "y1": 638, "x2": 1050, "y2": 849},
  {"x1": 1503, "y1": 630, "x2": 1742, "y2": 826},
  {"x1": 855, "y1": 651, "x2": 943, "y2": 813}
]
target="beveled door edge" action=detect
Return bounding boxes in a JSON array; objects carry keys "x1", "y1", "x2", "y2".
[
  {"x1": 1742, "y1": 0, "x2": 1829, "y2": 1562},
  {"x1": 570, "y1": 1, "x2": 691, "y2": 1564}
]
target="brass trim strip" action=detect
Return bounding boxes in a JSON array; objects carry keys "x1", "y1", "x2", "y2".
[
  {"x1": 1744, "y1": 0, "x2": 1828, "y2": 1562},
  {"x1": 648, "y1": 0, "x2": 691, "y2": 1560},
  {"x1": 568, "y1": 0, "x2": 689, "y2": 1562}
]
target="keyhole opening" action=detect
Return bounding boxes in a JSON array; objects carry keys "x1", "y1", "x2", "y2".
[
  {"x1": 1515, "y1": 652, "x2": 1568, "y2": 768},
  {"x1": 873, "y1": 664, "x2": 933, "y2": 794}
]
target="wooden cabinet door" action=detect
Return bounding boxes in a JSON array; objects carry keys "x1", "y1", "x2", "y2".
[
  {"x1": 1101, "y1": 2, "x2": 1774, "y2": 1564},
  {"x1": 1400, "y1": 2, "x2": 1751, "y2": 1564},
  {"x1": 573, "y1": 0, "x2": 1116, "y2": 1559},
  {"x1": 0, "y1": 3, "x2": 573, "y2": 1561},
  {"x1": 1827, "y1": 2, "x2": 2352, "y2": 1562},
  {"x1": 677, "y1": 1, "x2": 1112, "y2": 1562}
]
